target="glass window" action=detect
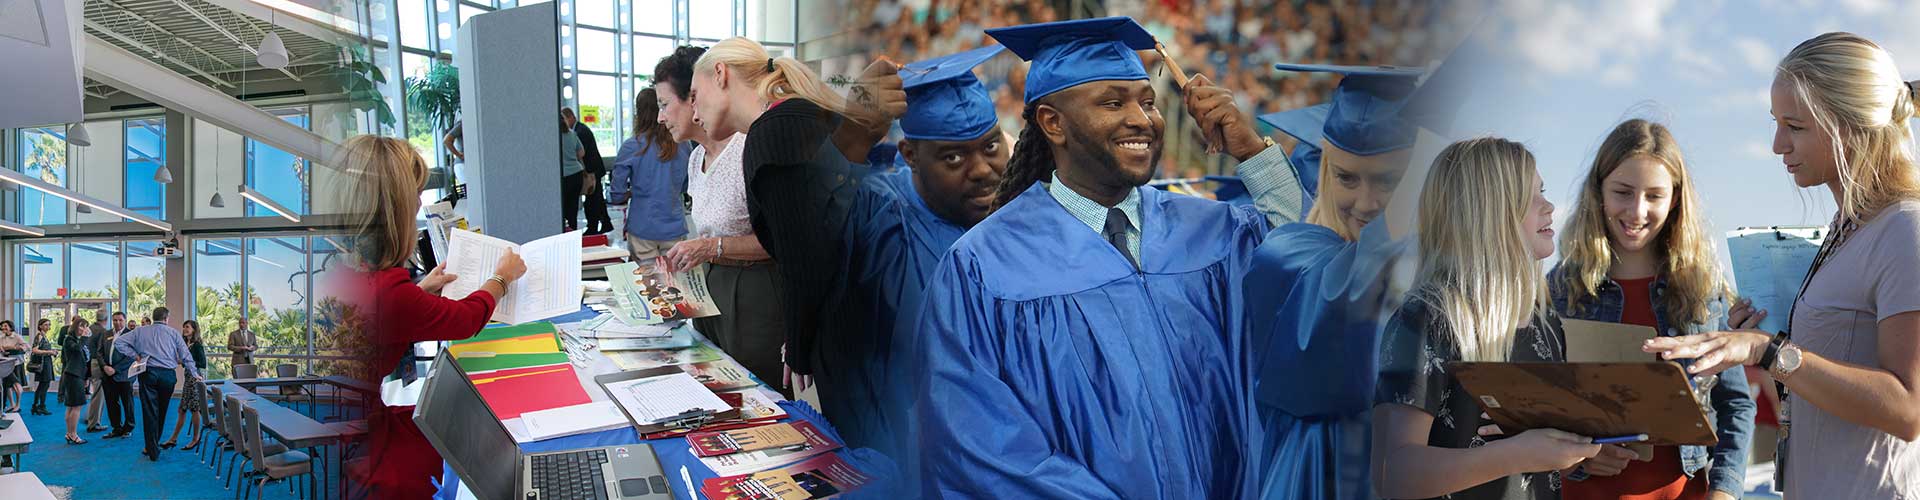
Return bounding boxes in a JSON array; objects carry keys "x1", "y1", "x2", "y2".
[
  {"x1": 632, "y1": 0, "x2": 673, "y2": 35},
  {"x1": 459, "y1": 4, "x2": 485, "y2": 26},
  {"x1": 309, "y1": 235, "x2": 354, "y2": 376},
  {"x1": 746, "y1": 0, "x2": 793, "y2": 44},
  {"x1": 399, "y1": 0, "x2": 430, "y2": 49},
  {"x1": 577, "y1": 74, "x2": 620, "y2": 147},
  {"x1": 193, "y1": 238, "x2": 245, "y2": 371},
  {"x1": 125, "y1": 241, "x2": 166, "y2": 315},
  {"x1": 18, "y1": 243, "x2": 63, "y2": 299},
  {"x1": 576, "y1": 0, "x2": 613, "y2": 28},
  {"x1": 577, "y1": 28, "x2": 618, "y2": 73},
  {"x1": 17, "y1": 127, "x2": 68, "y2": 226},
  {"x1": 245, "y1": 109, "x2": 312, "y2": 217},
  {"x1": 402, "y1": 53, "x2": 437, "y2": 161},
  {"x1": 634, "y1": 34, "x2": 676, "y2": 79},
  {"x1": 124, "y1": 117, "x2": 167, "y2": 218},
  {"x1": 69, "y1": 242, "x2": 120, "y2": 301},
  {"x1": 248, "y1": 237, "x2": 310, "y2": 365},
  {"x1": 691, "y1": 0, "x2": 734, "y2": 40}
]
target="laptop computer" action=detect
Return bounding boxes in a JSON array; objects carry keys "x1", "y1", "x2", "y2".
[{"x1": 414, "y1": 351, "x2": 677, "y2": 500}]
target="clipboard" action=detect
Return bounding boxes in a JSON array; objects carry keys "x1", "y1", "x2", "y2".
[
  {"x1": 1448, "y1": 361, "x2": 1717, "y2": 446},
  {"x1": 594, "y1": 367, "x2": 741, "y2": 434}
]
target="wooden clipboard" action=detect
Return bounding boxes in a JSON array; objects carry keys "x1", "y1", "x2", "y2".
[{"x1": 1448, "y1": 361, "x2": 1717, "y2": 446}]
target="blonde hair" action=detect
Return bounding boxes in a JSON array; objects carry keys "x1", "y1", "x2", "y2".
[
  {"x1": 1558, "y1": 119, "x2": 1728, "y2": 327},
  {"x1": 1304, "y1": 144, "x2": 1356, "y2": 240},
  {"x1": 1776, "y1": 32, "x2": 1920, "y2": 226},
  {"x1": 694, "y1": 37, "x2": 845, "y2": 117},
  {"x1": 1411, "y1": 137, "x2": 1549, "y2": 362},
  {"x1": 337, "y1": 135, "x2": 430, "y2": 270}
]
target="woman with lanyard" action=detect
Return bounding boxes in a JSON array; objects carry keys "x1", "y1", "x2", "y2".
[{"x1": 1645, "y1": 32, "x2": 1920, "y2": 499}]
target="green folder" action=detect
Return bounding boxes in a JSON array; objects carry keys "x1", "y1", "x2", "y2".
[
  {"x1": 453, "y1": 352, "x2": 571, "y2": 373},
  {"x1": 453, "y1": 321, "x2": 561, "y2": 349}
]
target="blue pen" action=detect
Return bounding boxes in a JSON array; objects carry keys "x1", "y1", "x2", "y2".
[{"x1": 1594, "y1": 434, "x2": 1649, "y2": 445}]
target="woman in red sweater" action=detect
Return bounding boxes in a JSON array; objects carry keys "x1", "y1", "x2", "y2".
[{"x1": 336, "y1": 135, "x2": 526, "y2": 498}]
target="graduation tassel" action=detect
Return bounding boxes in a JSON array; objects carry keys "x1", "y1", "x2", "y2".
[{"x1": 1155, "y1": 41, "x2": 1223, "y2": 155}]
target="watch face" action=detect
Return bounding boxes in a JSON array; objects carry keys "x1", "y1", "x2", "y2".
[{"x1": 1779, "y1": 344, "x2": 1803, "y2": 373}]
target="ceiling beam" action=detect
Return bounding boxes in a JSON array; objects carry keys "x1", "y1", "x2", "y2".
[
  {"x1": 169, "y1": 0, "x2": 304, "y2": 82},
  {"x1": 100, "y1": 0, "x2": 238, "y2": 69},
  {"x1": 84, "y1": 34, "x2": 343, "y2": 173},
  {"x1": 84, "y1": 20, "x2": 237, "y2": 88},
  {"x1": 193, "y1": 0, "x2": 362, "y2": 47}
]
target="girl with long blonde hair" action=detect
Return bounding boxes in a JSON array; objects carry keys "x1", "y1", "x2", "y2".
[
  {"x1": 674, "y1": 36, "x2": 852, "y2": 394},
  {"x1": 1551, "y1": 119, "x2": 1756, "y2": 500},
  {"x1": 1372, "y1": 137, "x2": 1600, "y2": 500},
  {"x1": 1645, "y1": 32, "x2": 1920, "y2": 499}
]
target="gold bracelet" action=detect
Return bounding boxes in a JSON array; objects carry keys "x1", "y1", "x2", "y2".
[{"x1": 487, "y1": 274, "x2": 508, "y2": 288}]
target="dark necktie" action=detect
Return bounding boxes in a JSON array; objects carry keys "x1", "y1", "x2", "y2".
[{"x1": 1104, "y1": 207, "x2": 1137, "y2": 269}]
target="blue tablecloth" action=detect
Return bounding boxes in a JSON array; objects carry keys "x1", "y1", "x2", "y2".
[{"x1": 432, "y1": 306, "x2": 898, "y2": 499}]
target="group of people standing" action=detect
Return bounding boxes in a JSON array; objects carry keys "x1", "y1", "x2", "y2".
[
  {"x1": 1, "y1": 309, "x2": 213, "y2": 466},
  {"x1": 335, "y1": 12, "x2": 1920, "y2": 500}
]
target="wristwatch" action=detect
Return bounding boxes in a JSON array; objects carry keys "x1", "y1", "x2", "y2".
[{"x1": 1771, "y1": 341, "x2": 1804, "y2": 379}]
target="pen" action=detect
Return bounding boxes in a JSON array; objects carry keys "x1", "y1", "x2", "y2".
[{"x1": 1594, "y1": 434, "x2": 1649, "y2": 445}]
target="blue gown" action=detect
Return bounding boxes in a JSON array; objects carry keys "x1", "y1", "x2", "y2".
[
  {"x1": 1243, "y1": 221, "x2": 1407, "y2": 500},
  {"x1": 816, "y1": 166, "x2": 967, "y2": 492},
  {"x1": 914, "y1": 182, "x2": 1270, "y2": 499}
]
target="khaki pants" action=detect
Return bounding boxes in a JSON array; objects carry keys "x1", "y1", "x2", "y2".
[{"x1": 625, "y1": 234, "x2": 682, "y2": 266}]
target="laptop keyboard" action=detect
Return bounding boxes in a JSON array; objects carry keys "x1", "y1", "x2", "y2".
[{"x1": 530, "y1": 449, "x2": 610, "y2": 500}]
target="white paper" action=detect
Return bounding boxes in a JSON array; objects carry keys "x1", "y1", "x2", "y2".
[
  {"x1": 1726, "y1": 227, "x2": 1823, "y2": 334},
  {"x1": 604, "y1": 372, "x2": 729, "y2": 425},
  {"x1": 127, "y1": 358, "x2": 147, "y2": 378},
  {"x1": 441, "y1": 229, "x2": 585, "y2": 325},
  {"x1": 502, "y1": 416, "x2": 534, "y2": 443},
  {"x1": 521, "y1": 401, "x2": 630, "y2": 441},
  {"x1": 424, "y1": 201, "x2": 466, "y2": 263}
]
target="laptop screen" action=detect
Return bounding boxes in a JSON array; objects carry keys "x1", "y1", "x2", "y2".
[{"x1": 414, "y1": 351, "x2": 520, "y2": 500}]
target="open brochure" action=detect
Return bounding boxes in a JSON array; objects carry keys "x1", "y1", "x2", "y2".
[
  {"x1": 607, "y1": 260, "x2": 721, "y2": 326},
  {"x1": 696, "y1": 421, "x2": 841, "y2": 476},
  {"x1": 439, "y1": 229, "x2": 584, "y2": 325}
]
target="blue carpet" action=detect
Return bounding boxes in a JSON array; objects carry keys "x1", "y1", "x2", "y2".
[{"x1": 7, "y1": 391, "x2": 358, "y2": 500}]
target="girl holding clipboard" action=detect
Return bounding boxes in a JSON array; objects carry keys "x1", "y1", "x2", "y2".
[{"x1": 1371, "y1": 138, "x2": 1602, "y2": 500}]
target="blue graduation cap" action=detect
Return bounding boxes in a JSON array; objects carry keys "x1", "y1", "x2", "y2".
[
  {"x1": 1272, "y1": 63, "x2": 1424, "y2": 157},
  {"x1": 986, "y1": 17, "x2": 1156, "y2": 104},
  {"x1": 901, "y1": 45, "x2": 1005, "y2": 142},
  {"x1": 1258, "y1": 104, "x2": 1333, "y2": 196}
]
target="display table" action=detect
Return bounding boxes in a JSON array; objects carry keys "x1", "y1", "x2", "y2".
[{"x1": 432, "y1": 307, "x2": 896, "y2": 499}]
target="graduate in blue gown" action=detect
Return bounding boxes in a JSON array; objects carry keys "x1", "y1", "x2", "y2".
[
  {"x1": 1243, "y1": 62, "x2": 1461, "y2": 500},
  {"x1": 912, "y1": 17, "x2": 1301, "y2": 499},
  {"x1": 815, "y1": 44, "x2": 1010, "y2": 491}
]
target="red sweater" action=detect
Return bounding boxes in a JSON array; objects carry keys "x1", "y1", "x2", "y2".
[{"x1": 357, "y1": 267, "x2": 497, "y2": 499}]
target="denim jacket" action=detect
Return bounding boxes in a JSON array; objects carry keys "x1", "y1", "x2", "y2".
[{"x1": 1546, "y1": 266, "x2": 1756, "y2": 497}]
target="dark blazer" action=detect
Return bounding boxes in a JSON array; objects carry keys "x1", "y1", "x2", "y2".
[
  {"x1": 740, "y1": 98, "x2": 859, "y2": 375},
  {"x1": 59, "y1": 330, "x2": 90, "y2": 377}
]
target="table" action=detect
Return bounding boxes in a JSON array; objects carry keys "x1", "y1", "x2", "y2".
[
  {"x1": 433, "y1": 306, "x2": 898, "y2": 499},
  {"x1": 0, "y1": 471, "x2": 55, "y2": 500},
  {"x1": 0, "y1": 413, "x2": 29, "y2": 471},
  {"x1": 221, "y1": 381, "x2": 365, "y2": 500}
]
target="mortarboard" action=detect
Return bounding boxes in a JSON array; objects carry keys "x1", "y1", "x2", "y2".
[
  {"x1": 986, "y1": 17, "x2": 1157, "y2": 104},
  {"x1": 1271, "y1": 63, "x2": 1424, "y2": 157},
  {"x1": 901, "y1": 45, "x2": 1006, "y2": 142}
]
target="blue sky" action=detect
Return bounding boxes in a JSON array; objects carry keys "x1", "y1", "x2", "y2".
[{"x1": 1442, "y1": 0, "x2": 1920, "y2": 267}]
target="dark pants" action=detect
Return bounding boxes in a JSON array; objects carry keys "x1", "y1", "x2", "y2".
[
  {"x1": 584, "y1": 177, "x2": 611, "y2": 230},
  {"x1": 32, "y1": 371, "x2": 50, "y2": 409},
  {"x1": 562, "y1": 171, "x2": 585, "y2": 231},
  {"x1": 105, "y1": 378, "x2": 135, "y2": 431},
  {"x1": 696, "y1": 261, "x2": 789, "y2": 397},
  {"x1": 137, "y1": 367, "x2": 177, "y2": 458}
]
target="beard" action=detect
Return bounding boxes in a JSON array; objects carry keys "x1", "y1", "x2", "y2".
[{"x1": 1065, "y1": 123, "x2": 1157, "y2": 188}]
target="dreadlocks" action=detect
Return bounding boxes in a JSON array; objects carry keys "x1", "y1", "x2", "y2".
[{"x1": 992, "y1": 103, "x2": 1056, "y2": 208}]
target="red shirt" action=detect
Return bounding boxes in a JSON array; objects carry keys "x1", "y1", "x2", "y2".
[
  {"x1": 1563, "y1": 275, "x2": 1710, "y2": 500},
  {"x1": 355, "y1": 266, "x2": 498, "y2": 499}
]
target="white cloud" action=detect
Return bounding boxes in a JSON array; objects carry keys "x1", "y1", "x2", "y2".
[
  {"x1": 1732, "y1": 37, "x2": 1776, "y2": 73},
  {"x1": 1744, "y1": 141, "x2": 1776, "y2": 160},
  {"x1": 1837, "y1": 0, "x2": 1893, "y2": 15},
  {"x1": 1600, "y1": 63, "x2": 1637, "y2": 85},
  {"x1": 1707, "y1": 86, "x2": 1772, "y2": 113},
  {"x1": 1494, "y1": 0, "x2": 1680, "y2": 76}
]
